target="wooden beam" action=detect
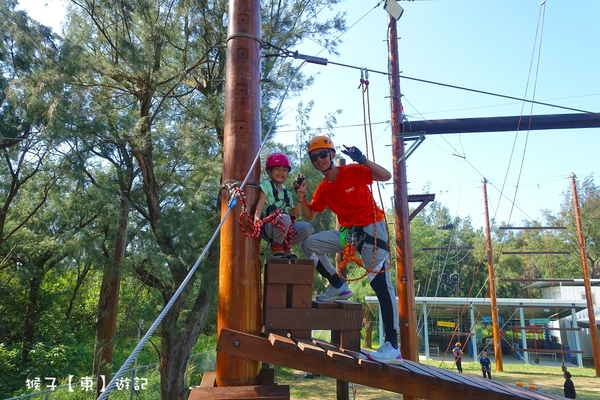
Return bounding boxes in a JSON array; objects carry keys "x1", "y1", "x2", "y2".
[
  {"x1": 217, "y1": 328, "x2": 562, "y2": 400},
  {"x1": 263, "y1": 308, "x2": 362, "y2": 331},
  {"x1": 401, "y1": 113, "x2": 600, "y2": 135},
  {"x1": 188, "y1": 385, "x2": 290, "y2": 400},
  {"x1": 421, "y1": 247, "x2": 474, "y2": 251},
  {"x1": 502, "y1": 251, "x2": 570, "y2": 255},
  {"x1": 509, "y1": 326, "x2": 581, "y2": 332},
  {"x1": 408, "y1": 194, "x2": 436, "y2": 222},
  {"x1": 499, "y1": 226, "x2": 566, "y2": 230}
]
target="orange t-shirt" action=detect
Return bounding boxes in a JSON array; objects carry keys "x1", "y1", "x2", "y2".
[{"x1": 309, "y1": 164, "x2": 384, "y2": 227}]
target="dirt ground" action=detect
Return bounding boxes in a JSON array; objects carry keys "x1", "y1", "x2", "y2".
[{"x1": 278, "y1": 360, "x2": 600, "y2": 399}]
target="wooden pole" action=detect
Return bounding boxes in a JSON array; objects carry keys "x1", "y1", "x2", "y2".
[
  {"x1": 570, "y1": 173, "x2": 600, "y2": 376},
  {"x1": 482, "y1": 179, "x2": 503, "y2": 371},
  {"x1": 388, "y1": 14, "x2": 418, "y2": 365},
  {"x1": 216, "y1": 0, "x2": 262, "y2": 387}
]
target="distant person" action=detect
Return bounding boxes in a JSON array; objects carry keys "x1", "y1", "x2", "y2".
[
  {"x1": 254, "y1": 152, "x2": 313, "y2": 258},
  {"x1": 453, "y1": 342, "x2": 464, "y2": 373},
  {"x1": 299, "y1": 136, "x2": 402, "y2": 364},
  {"x1": 479, "y1": 350, "x2": 491, "y2": 379},
  {"x1": 563, "y1": 370, "x2": 577, "y2": 399}
]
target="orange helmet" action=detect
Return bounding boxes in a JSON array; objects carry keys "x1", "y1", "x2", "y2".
[
  {"x1": 455, "y1": 342, "x2": 462, "y2": 347},
  {"x1": 308, "y1": 136, "x2": 335, "y2": 153}
]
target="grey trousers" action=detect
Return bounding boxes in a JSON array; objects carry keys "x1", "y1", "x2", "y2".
[
  {"x1": 301, "y1": 220, "x2": 400, "y2": 335},
  {"x1": 261, "y1": 213, "x2": 314, "y2": 247}
]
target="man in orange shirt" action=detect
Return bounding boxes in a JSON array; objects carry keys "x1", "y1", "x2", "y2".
[{"x1": 296, "y1": 135, "x2": 402, "y2": 364}]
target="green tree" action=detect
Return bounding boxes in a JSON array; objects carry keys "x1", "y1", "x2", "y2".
[
  {"x1": 543, "y1": 176, "x2": 600, "y2": 279},
  {"x1": 54, "y1": 0, "x2": 348, "y2": 398}
]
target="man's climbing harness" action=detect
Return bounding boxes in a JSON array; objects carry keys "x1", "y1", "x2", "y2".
[{"x1": 337, "y1": 216, "x2": 391, "y2": 282}]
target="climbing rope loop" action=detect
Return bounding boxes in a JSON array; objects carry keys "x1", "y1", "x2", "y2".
[{"x1": 236, "y1": 187, "x2": 295, "y2": 248}]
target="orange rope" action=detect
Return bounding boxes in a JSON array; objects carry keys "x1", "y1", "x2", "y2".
[{"x1": 338, "y1": 243, "x2": 368, "y2": 282}]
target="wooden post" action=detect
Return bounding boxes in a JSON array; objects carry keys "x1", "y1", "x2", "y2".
[
  {"x1": 482, "y1": 179, "x2": 503, "y2": 371},
  {"x1": 570, "y1": 173, "x2": 600, "y2": 376},
  {"x1": 389, "y1": 14, "x2": 418, "y2": 364},
  {"x1": 216, "y1": 0, "x2": 262, "y2": 387}
]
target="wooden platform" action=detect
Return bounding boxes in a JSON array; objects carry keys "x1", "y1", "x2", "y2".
[{"x1": 217, "y1": 328, "x2": 566, "y2": 400}]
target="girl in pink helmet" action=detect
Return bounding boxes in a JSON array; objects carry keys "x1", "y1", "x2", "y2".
[{"x1": 254, "y1": 152, "x2": 313, "y2": 258}]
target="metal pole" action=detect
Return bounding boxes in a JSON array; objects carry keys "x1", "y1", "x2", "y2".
[
  {"x1": 423, "y1": 302, "x2": 430, "y2": 359},
  {"x1": 482, "y1": 179, "x2": 503, "y2": 371},
  {"x1": 519, "y1": 307, "x2": 529, "y2": 364},
  {"x1": 570, "y1": 174, "x2": 600, "y2": 376},
  {"x1": 570, "y1": 308, "x2": 583, "y2": 368},
  {"x1": 470, "y1": 305, "x2": 477, "y2": 359},
  {"x1": 216, "y1": 0, "x2": 262, "y2": 386}
]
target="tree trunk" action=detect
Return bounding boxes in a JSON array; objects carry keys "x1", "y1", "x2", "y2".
[
  {"x1": 160, "y1": 279, "x2": 214, "y2": 400},
  {"x1": 21, "y1": 274, "x2": 41, "y2": 363}
]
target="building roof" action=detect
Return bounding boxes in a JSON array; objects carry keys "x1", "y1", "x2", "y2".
[
  {"x1": 523, "y1": 278, "x2": 600, "y2": 289},
  {"x1": 365, "y1": 296, "x2": 589, "y2": 323}
]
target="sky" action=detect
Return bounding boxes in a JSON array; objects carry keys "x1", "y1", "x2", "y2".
[
  {"x1": 17, "y1": 0, "x2": 600, "y2": 230},
  {"x1": 272, "y1": 0, "x2": 600, "y2": 230}
]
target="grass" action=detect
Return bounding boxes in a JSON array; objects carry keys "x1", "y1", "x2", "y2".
[{"x1": 275, "y1": 360, "x2": 600, "y2": 399}]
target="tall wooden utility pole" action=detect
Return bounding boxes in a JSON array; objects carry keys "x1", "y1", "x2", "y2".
[
  {"x1": 482, "y1": 179, "x2": 503, "y2": 371},
  {"x1": 570, "y1": 173, "x2": 600, "y2": 377},
  {"x1": 216, "y1": 0, "x2": 262, "y2": 387},
  {"x1": 388, "y1": 14, "x2": 418, "y2": 364}
]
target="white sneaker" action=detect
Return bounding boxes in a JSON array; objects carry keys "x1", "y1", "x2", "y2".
[
  {"x1": 315, "y1": 283, "x2": 353, "y2": 302},
  {"x1": 367, "y1": 341, "x2": 404, "y2": 364}
]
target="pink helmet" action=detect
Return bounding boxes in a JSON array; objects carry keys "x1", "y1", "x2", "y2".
[{"x1": 265, "y1": 152, "x2": 291, "y2": 171}]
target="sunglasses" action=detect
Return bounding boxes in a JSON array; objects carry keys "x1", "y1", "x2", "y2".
[{"x1": 309, "y1": 150, "x2": 330, "y2": 163}]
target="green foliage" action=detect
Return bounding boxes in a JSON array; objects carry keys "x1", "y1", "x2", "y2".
[
  {"x1": 5, "y1": 1, "x2": 599, "y2": 399},
  {"x1": 0, "y1": 343, "x2": 21, "y2": 395}
]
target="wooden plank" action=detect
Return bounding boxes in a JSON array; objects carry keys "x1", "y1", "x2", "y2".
[
  {"x1": 307, "y1": 338, "x2": 355, "y2": 364},
  {"x1": 397, "y1": 360, "x2": 437, "y2": 378},
  {"x1": 188, "y1": 385, "x2": 290, "y2": 400},
  {"x1": 257, "y1": 367, "x2": 275, "y2": 385},
  {"x1": 217, "y1": 328, "x2": 560, "y2": 400},
  {"x1": 199, "y1": 370, "x2": 216, "y2": 388},
  {"x1": 264, "y1": 283, "x2": 287, "y2": 308},
  {"x1": 265, "y1": 257, "x2": 291, "y2": 265},
  {"x1": 289, "y1": 284, "x2": 312, "y2": 308},
  {"x1": 288, "y1": 329, "x2": 311, "y2": 339},
  {"x1": 312, "y1": 300, "x2": 338, "y2": 309},
  {"x1": 338, "y1": 348, "x2": 383, "y2": 372},
  {"x1": 290, "y1": 258, "x2": 314, "y2": 266},
  {"x1": 334, "y1": 300, "x2": 362, "y2": 310},
  {"x1": 265, "y1": 263, "x2": 312, "y2": 284},
  {"x1": 333, "y1": 329, "x2": 361, "y2": 351},
  {"x1": 264, "y1": 308, "x2": 362, "y2": 330},
  {"x1": 268, "y1": 332, "x2": 298, "y2": 350},
  {"x1": 414, "y1": 362, "x2": 503, "y2": 396}
]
